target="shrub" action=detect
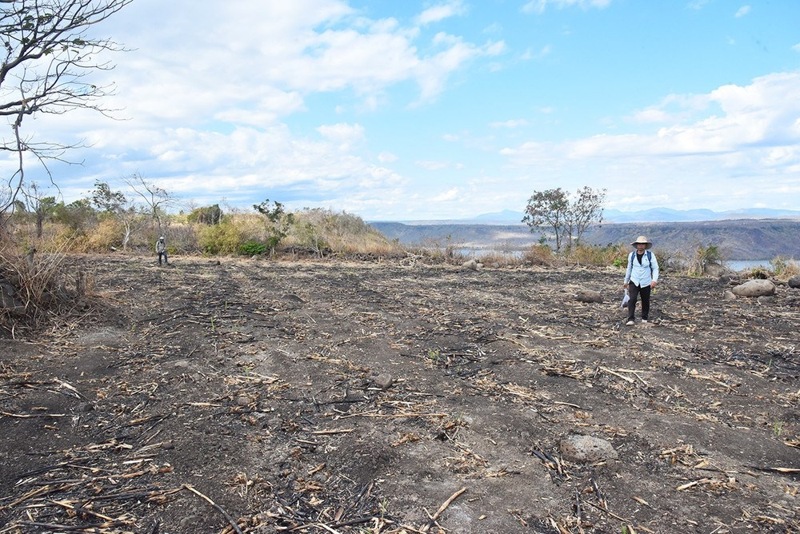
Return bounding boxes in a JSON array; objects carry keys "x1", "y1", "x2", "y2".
[
  {"x1": 687, "y1": 245, "x2": 723, "y2": 276},
  {"x1": 569, "y1": 243, "x2": 628, "y2": 267},
  {"x1": 0, "y1": 243, "x2": 91, "y2": 336},
  {"x1": 239, "y1": 240, "x2": 267, "y2": 256},
  {"x1": 187, "y1": 204, "x2": 223, "y2": 225},
  {"x1": 745, "y1": 267, "x2": 771, "y2": 280},
  {"x1": 522, "y1": 244, "x2": 554, "y2": 266},
  {"x1": 86, "y1": 217, "x2": 123, "y2": 251},
  {"x1": 197, "y1": 220, "x2": 243, "y2": 255},
  {"x1": 770, "y1": 256, "x2": 800, "y2": 280},
  {"x1": 287, "y1": 209, "x2": 403, "y2": 257}
]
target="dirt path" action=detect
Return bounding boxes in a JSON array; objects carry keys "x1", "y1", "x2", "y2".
[{"x1": 1, "y1": 255, "x2": 798, "y2": 533}]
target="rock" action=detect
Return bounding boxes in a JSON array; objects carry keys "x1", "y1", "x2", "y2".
[
  {"x1": 575, "y1": 290, "x2": 603, "y2": 303},
  {"x1": 704, "y1": 263, "x2": 729, "y2": 277},
  {"x1": 731, "y1": 279, "x2": 776, "y2": 297},
  {"x1": 559, "y1": 435, "x2": 618, "y2": 463},
  {"x1": 722, "y1": 290, "x2": 736, "y2": 300},
  {"x1": 373, "y1": 373, "x2": 394, "y2": 390},
  {"x1": 788, "y1": 275, "x2": 800, "y2": 289},
  {"x1": 0, "y1": 280, "x2": 26, "y2": 316},
  {"x1": 462, "y1": 259, "x2": 481, "y2": 271}
]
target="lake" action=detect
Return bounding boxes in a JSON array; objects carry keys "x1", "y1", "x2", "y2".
[{"x1": 725, "y1": 260, "x2": 773, "y2": 272}]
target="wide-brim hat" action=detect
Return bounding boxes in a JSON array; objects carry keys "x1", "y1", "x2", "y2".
[{"x1": 630, "y1": 235, "x2": 652, "y2": 249}]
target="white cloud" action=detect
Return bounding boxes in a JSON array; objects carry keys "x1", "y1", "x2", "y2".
[
  {"x1": 316, "y1": 123, "x2": 366, "y2": 149},
  {"x1": 522, "y1": 0, "x2": 612, "y2": 15},
  {"x1": 416, "y1": 1, "x2": 466, "y2": 26},
  {"x1": 431, "y1": 187, "x2": 460, "y2": 201},
  {"x1": 734, "y1": 5, "x2": 751, "y2": 18},
  {"x1": 490, "y1": 119, "x2": 530, "y2": 128},
  {"x1": 499, "y1": 72, "x2": 800, "y2": 212},
  {"x1": 416, "y1": 160, "x2": 451, "y2": 170}
]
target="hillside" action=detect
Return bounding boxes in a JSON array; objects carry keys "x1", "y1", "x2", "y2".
[
  {"x1": 370, "y1": 219, "x2": 800, "y2": 260},
  {"x1": 2, "y1": 256, "x2": 798, "y2": 532}
]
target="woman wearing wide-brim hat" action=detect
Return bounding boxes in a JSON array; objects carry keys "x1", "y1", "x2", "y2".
[{"x1": 623, "y1": 236, "x2": 659, "y2": 326}]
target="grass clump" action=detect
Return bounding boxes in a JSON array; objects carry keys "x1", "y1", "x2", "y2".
[
  {"x1": 687, "y1": 245, "x2": 724, "y2": 276},
  {"x1": 0, "y1": 242, "x2": 94, "y2": 338},
  {"x1": 770, "y1": 256, "x2": 800, "y2": 280}
]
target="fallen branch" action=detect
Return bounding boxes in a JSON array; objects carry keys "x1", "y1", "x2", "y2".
[
  {"x1": 420, "y1": 487, "x2": 467, "y2": 533},
  {"x1": 676, "y1": 477, "x2": 716, "y2": 491},
  {"x1": 598, "y1": 366, "x2": 635, "y2": 384},
  {"x1": 0, "y1": 410, "x2": 66, "y2": 418},
  {"x1": 182, "y1": 484, "x2": 243, "y2": 534}
]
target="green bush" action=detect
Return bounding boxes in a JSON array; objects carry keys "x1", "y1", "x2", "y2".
[
  {"x1": 746, "y1": 267, "x2": 771, "y2": 279},
  {"x1": 239, "y1": 240, "x2": 267, "y2": 256},
  {"x1": 197, "y1": 220, "x2": 243, "y2": 255}
]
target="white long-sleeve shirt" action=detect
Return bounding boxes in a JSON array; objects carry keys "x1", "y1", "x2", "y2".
[{"x1": 625, "y1": 250, "x2": 659, "y2": 287}]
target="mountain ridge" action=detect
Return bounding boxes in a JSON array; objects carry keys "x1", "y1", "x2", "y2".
[
  {"x1": 369, "y1": 218, "x2": 800, "y2": 261},
  {"x1": 373, "y1": 207, "x2": 800, "y2": 226}
]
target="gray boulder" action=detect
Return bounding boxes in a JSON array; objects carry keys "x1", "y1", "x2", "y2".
[
  {"x1": 559, "y1": 434, "x2": 618, "y2": 463},
  {"x1": 788, "y1": 275, "x2": 800, "y2": 289},
  {"x1": 731, "y1": 279, "x2": 776, "y2": 297},
  {"x1": 461, "y1": 259, "x2": 482, "y2": 271}
]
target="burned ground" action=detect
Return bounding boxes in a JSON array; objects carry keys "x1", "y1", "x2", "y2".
[{"x1": 0, "y1": 255, "x2": 798, "y2": 533}]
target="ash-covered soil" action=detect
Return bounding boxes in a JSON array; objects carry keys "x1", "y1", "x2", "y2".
[{"x1": 1, "y1": 255, "x2": 798, "y2": 534}]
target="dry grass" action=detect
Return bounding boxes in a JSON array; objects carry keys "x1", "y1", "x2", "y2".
[{"x1": 0, "y1": 241, "x2": 96, "y2": 337}]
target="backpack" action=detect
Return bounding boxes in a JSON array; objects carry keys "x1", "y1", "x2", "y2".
[{"x1": 630, "y1": 250, "x2": 653, "y2": 276}]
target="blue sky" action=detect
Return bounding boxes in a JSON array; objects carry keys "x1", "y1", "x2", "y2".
[{"x1": 10, "y1": 0, "x2": 800, "y2": 221}]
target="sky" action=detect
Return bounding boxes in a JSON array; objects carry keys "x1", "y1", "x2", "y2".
[{"x1": 8, "y1": 0, "x2": 800, "y2": 221}]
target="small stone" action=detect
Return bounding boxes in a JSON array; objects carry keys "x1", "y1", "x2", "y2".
[
  {"x1": 722, "y1": 290, "x2": 736, "y2": 300},
  {"x1": 373, "y1": 373, "x2": 394, "y2": 390},
  {"x1": 559, "y1": 434, "x2": 618, "y2": 463},
  {"x1": 575, "y1": 290, "x2": 603, "y2": 303}
]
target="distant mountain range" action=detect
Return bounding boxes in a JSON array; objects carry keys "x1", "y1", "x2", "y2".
[
  {"x1": 397, "y1": 207, "x2": 800, "y2": 225},
  {"x1": 369, "y1": 217, "x2": 800, "y2": 260}
]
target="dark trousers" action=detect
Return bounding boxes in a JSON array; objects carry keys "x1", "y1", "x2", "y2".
[
  {"x1": 627, "y1": 283, "x2": 651, "y2": 321},
  {"x1": 158, "y1": 252, "x2": 168, "y2": 265}
]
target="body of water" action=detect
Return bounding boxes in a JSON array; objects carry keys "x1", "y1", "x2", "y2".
[{"x1": 725, "y1": 260, "x2": 773, "y2": 272}]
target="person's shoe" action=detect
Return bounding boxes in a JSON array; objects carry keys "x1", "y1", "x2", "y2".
[
  {"x1": 626, "y1": 320, "x2": 634, "y2": 326},
  {"x1": 641, "y1": 319, "x2": 648, "y2": 324}
]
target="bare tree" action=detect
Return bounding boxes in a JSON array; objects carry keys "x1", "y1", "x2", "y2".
[
  {"x1": 123, "y1": 173, "x2": 174, "y2": 234},
  {"x1": 0, "y1": 0, "x2": 133, "y2": 229},
  {"x1": 21, "y1": 181, "x2": 57, "y2": 238},
  {"x1": 563, "y1": 186, "x2": 606, "y2": 247},
  {"x1": 91, "y1": 179, "x2": 142, "y2": 250}
]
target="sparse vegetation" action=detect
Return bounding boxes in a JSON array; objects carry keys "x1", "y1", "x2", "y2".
[
  {"x1": 770, "y1": 256, "x2": 800, "y2": 280},
  {"x1": 518, "y1": 244, "x2": 552, "y2": 266},
  {"x1": 568, "y1": 243, "x2": 629, "y2": 267},
  {"x1": 687, "y1": 244, "x2": 724, "y2": 276}
]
